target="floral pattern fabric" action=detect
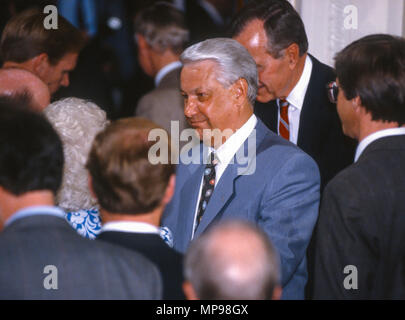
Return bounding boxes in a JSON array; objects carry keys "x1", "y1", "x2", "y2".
[{"x1": 66, "y1": 207, "x2": 101, "y2": 239}]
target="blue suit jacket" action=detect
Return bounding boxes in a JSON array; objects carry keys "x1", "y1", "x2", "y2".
[{"x1": 162, "y1": 119, "x2": 320, "y2": 299}]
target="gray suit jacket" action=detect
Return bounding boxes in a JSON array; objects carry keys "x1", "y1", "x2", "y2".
[
  {"x1": 136, "y1": 67, "x2": 188, "y2": 135},
  {"x1": 0, "y1": 214, "x2": 162, "y2": 299},
  {"x1": 162, "y1": 119, "x2": 321, "y2": 299}
]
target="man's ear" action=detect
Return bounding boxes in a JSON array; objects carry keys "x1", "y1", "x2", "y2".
[
  {"x1": 183, "y1": 280, "x2": 198, "y2": 300},
  {"x1": 136, "y1": 34, "x2": 149, "y2": 51},
  {"x1": 31, "y1": 53, "x2": 50, "y2": 76},
  {"x1": 285, "y1": 43, "x2": 300, "y2": 69},
  {"x1": 231, "y1": 78, "x2": 249, "y2": 107},
  {"x1": 352, "y1": 96, "x2": 364, "y2": 113}
]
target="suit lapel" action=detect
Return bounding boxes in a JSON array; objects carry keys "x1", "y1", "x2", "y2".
[
  {"x1": 194, "y1": 121, "x2": 266, "y2": 237},
  {"x1": 297, "y1": 55, "x2": 323, "y2": 156}
]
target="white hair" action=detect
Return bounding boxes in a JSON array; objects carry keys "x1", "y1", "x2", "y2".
[
  {"x1": 180, "y1": 38, "x2": 258, "y2": 105},
  {"x1": 44, "y1": 97, "x2": 109, "y2": 212}
]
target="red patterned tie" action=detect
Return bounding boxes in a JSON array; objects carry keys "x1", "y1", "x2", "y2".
[{"x1": 279, "y1": 99, "x2": 290, "y2": 141}]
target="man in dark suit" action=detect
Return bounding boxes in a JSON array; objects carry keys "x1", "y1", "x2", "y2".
[
  {"x1": 88, "y1": 118, "x2": 185, "y2": 300},
  {"x1": 162, "y1": 38, "x2": 320, "y2": 299},
  {"x1": 231, "y1": 0, "x2": 355, "y2": 190},
  {"x1": 0, "y1": 100, "x2": 162, "y2": 299},
  {"x1": 313, "y1": 34, "x2": 405, "y2": 299},
  {"x1": 134, "y1": 2, "x2": 189, "y2": 143}
]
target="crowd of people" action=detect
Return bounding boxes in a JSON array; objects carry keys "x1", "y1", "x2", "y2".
[{"x1": 0, "y1": 0, "x2": 404, "y2": 300}]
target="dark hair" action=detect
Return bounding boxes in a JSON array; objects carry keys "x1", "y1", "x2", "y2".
[
  {"x1": 230, "y1": 0, "x2": 308, "y2": 58},
  {"x1": 0, "y1": 95, "x2": 64, "y2": 195},
  {"x1": 87, "y1": 117, "x2": 175, "y2": 214},
  {"x1": 335, "y1": 34, "x2": 405, "y2": 126},
  {"x1": 1, "y1": 8, "x2": 85, "y2": 65},
  {"x1": 134, "y1": 2, "x2": 189, "y2": 54}
]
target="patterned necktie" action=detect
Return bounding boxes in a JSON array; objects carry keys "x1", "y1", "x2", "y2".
[
  {"x1": 195, "y1": 152, "x2": 218, "y2": 231},
  {"x1": 279, "y1": 99, "x2": 290, "y2": 141}
]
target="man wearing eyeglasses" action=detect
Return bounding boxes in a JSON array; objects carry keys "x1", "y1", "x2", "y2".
[
  {"x1": 313, "y1": 34, "x2": 405, "y2": 299},
  {"x1": 231, "y1": 0, "x2": 355, "y2": 190}
]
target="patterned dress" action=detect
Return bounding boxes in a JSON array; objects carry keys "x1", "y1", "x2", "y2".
[
  {"x1": 65, "y1": 207, "x2": 174, "y2": 247},
  {"x1": 65, "y1": 207, "x2": 102, "y2": 239}
]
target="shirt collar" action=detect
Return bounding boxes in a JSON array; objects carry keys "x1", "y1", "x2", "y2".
[
  {"x1": 355, "y1": 127, "x2": 405, "y2": 162},
  {"x1": 101, "y1": 221, "x2": 160, "y2": 235},
  {"x1": 154, "y1": 61, "x2": 182, "y2": 87},
  {"x1": 5, "y1": 205, "x2": 65, "y2": 227},
  {"x1": 211, "y1": 114, "x2": 257, "y2": 166},
  {"x1": 280, "y1": 55, "x2": 313, "y2": 110}
]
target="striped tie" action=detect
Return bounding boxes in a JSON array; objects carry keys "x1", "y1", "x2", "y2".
[{"x1": 279, "y1": 99, "x2": 290, "y2": 141}]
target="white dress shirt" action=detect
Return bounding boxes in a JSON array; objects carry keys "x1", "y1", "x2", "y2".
[
  {"x1": 354, "y1": 127, "x2": 405, "y2": 162},
  {"x1": 154, "y1": 61, "x2": 182, "y2": 87},
  {"x1": 277, "y1": 55, "x2": 313, "y2": 145},
  {"x1": 101, "y1": 221, "x2": 160, "y2": 235},
  {"x1": 191, "y1": 114, "x2": 258, "y2": 238}
]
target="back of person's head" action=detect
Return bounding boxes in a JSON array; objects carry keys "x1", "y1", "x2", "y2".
[
  {"x1": 230, "y1": 0, "x2": 308, "y2": 58},
  {"x1": 87, "y1": 117, "x2": 175, "y2": 214},
  {"x1": 134, "y1": 2, "x2": 189, "y2": 54},
  {"x1": 335, "y1": 34, "x2": 405, "y2": 126},
  {"x1": 0, "y1": 95, "x2": 63, "y2": 196},
  {"x1": 0, "y1": 8, "x2": 85, "y2": 65},
  {"x1": 0, "y1": 68, "x2": 50, "y2": 110},
  {"x1": 184, "y1": 220, "x2": 281, "y2": 300},
  {"x1": 44, "y1": 98, "x2": 108, "y2": 212},
  {"x1": 181, "y1": 38, "x2": 258, "y2": 105}
]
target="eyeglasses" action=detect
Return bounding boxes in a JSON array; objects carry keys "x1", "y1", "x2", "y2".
[{"x1": 326, "y1": 81, "x2": 339, "y2": 104}]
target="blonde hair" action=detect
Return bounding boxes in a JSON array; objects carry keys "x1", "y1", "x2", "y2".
[{"x1": 44, "y1": 98, "x2": 108, "y2": 212}]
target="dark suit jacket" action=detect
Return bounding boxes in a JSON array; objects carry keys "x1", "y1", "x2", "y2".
[
  {"x1": 0, "y1": 215, "x2": 162, "y2": 299},
  {"x1": 98, "y1": 231, "x2": 185, "y2": 300},
  {"x1": 254, "y1": 55, "x2": 356, "y2": 190},
  {"x1": 313, "y1": 135, "x2": 405, "y2": 299}
]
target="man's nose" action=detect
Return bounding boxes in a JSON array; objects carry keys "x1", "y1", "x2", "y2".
[{"x1": 184, "y1": 97, "x2": 198, "y2": 118}]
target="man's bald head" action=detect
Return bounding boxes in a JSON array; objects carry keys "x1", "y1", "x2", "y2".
[
  {"x1": 184, "y1": 220, "x2": 281, "y2": 300},
  {"x1": 0, "y1": 68, "x2": 50, "y2": 111}
]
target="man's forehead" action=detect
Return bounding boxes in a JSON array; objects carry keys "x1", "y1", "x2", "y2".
[{"x1": 181, "y1": 60, "x2": 218, "y2": 83}]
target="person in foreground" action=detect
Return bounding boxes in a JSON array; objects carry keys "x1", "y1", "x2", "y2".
[
  {"x1": 183, "y1": 220, "x2": 282, "y2": 300},
  {"x1": 161, "y1": 38, "x2": 320, "y2": 299},
  {"x1": 313, "y1": 34, "x2": 405, "y2": 299},
  {"x1": 89, "y1": 117, "x2": 185, "y2": 299},
  {"x1": 0, "y1": 100, "x2": 162, "y2": 299}
]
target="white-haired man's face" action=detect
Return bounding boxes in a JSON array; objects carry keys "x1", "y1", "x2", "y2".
[{"x1": 180, "y1": 60, "x2": 242, "y2": 147}]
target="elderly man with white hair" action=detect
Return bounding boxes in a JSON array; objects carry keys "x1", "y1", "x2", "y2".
[
  {"x1": 44, "y1": 97, "x2": 108, "y2": 238},
  {"x1": 161, "y1": 37, "x2": 320, "y2": 299}
]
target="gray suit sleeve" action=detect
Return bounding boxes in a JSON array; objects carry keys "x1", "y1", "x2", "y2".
[{"x1": 260, "y1": 152, "x2": 320, "y2": 299}]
